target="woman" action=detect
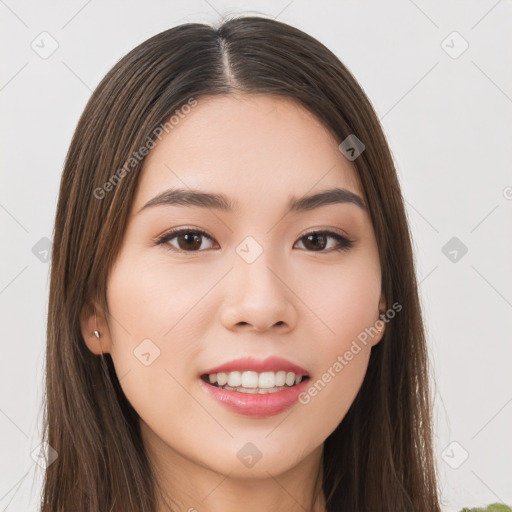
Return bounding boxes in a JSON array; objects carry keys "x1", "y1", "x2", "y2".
[{"x1": 41, "y1": 15, "x2": 441, "y2": 512}]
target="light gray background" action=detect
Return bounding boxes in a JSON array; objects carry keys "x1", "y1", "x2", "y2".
[{"x1": 1, "y1": 1, "x2": 511, "y2": 510}]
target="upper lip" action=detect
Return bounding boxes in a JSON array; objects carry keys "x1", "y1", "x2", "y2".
[{"x1": 201, "y1": 356, "x2": 309, "y2": 376}]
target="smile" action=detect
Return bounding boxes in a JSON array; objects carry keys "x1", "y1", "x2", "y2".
[{"x1": 201, "y1": 370, "x2": 307, "y2": 393}]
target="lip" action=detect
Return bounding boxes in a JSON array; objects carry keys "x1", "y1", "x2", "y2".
[
  {"x1": 199, "y1": 375, "x2": 311, "y2": 418},
  {"x1": 201, "y1": 356, "x2": 309, "y2": 377}
]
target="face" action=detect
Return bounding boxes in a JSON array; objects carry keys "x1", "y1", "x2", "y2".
[{"x1": 83, "y1": 93, "x2": 385, "y2": 484}]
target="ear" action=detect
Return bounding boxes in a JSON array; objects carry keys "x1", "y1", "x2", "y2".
[
  {"x1": 371, "y1": 293, "x2": 387, "y2": 347},
  {"x1": 79, "y1": 298, "x2": 113, "y2": 355}
]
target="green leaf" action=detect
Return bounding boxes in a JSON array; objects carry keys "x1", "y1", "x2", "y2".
[{"x1": 459, "y1": 504, "x2": 512, "y2": 512}]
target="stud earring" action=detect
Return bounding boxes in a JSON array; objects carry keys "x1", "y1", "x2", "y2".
[
  {"x1": 376, "y1": 312, "x2": 385, "y2": 332},
  {"x1": 92, "y1": 311, "x2": 100, "y2": 338}
]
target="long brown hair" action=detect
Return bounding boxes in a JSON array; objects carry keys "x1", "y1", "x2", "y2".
[{"x1": 41, "y1": 15, "x2": 441, "y2": 512}]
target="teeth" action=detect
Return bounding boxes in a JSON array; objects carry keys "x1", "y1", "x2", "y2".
[
  {"x1": 206, "y1": 370, "x2": 305, "y2": 389},
  {"x1": 275, "y1": 371, "x2": 286, "y2": 386},
  {"x1": 241, "y1": 371, "x2": 259, "y2": 388},
  {"x1": 227, "y1": 371, "x2": 242, "y2": 387},
  {"x1": 285, "y1": 372, "x2": 295, "y2": 386},
  {"x1": 216, "y1": 372, "x2": 228, "y2": 386},
  {"x1": 221, "y1": 384, "x2": 290, "y2": 394}
]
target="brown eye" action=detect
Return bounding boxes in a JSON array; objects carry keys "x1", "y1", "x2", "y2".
[
  {"x1": 157, "y1": 228, "x2": 216, "y2": 253},
  {"x1": 174, "y1": 232, "x2": 203, "y2": 251},
  {"x1": 295, "y1": 230, "x2": 354, "y2": 253},
  {"x1": 156, "y1": 228, "x2": 354, "y2": 254}
]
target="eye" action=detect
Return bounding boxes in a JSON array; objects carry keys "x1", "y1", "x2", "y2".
[
  {"x1": 155, "y1": 227, "x2": 217, "y2": 253},
  {"x1": 294, "y1": 230, "x2": 354, "y2": 253},
  {"x1": 155, "y1": 227, "x2": 355, "y2": 254}
]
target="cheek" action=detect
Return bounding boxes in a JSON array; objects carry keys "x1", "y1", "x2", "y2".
[
  {"x1": 104, "y1": 252, "x2": 201, "y2": 411},
  {"x1": 105, "y1": 257, "x2": 211, "y2": 466},
  {"x1": 106, "y1": 248, "x2": 221, "y2": 343},
  {"x1": 293, "y1": 255, "x2": 380, "y2": 437},
  {"x1": 294, "y1": 251, "x2": 381, "y2": 341},
  {"x1": 104, "y1": 249, "x2": 228, "y2": 424},
  {"x1": 297, "y1": 358, "x2": 371, "y2": 455},
  {"x1": 296, "y1": 320, "x2": 374, "y2": 446}
]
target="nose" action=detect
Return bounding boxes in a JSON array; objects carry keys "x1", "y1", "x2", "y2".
[{"x1": 219, "y1": 253, "x2": 298, "y2": 333}]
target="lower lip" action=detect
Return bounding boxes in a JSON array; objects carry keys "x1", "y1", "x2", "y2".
[{"x1": 199, "y1": 377, "x2": 310, "y2": 418}]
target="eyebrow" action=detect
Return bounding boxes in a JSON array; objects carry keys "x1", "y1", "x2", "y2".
[{"x1": 138, "y1": 186, "x2": 367, "y2": 215}]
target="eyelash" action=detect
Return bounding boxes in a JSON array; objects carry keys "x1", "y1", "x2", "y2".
[{"x1": 154, "y1": 227, "x2": 355, "y2": 255}]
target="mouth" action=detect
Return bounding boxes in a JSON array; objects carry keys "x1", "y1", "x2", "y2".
[{"x1": 200, "y1": 371, "x2": 310, "y2": 394}]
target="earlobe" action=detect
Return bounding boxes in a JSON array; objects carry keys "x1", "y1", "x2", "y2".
[
  {"x1": 80, "y1": 299, "x2": 112, "y2": 355},
  {"x1": 371, "y1": 323, "x2": 385, "y2": 348}
]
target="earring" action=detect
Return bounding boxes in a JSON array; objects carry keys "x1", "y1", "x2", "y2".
[{"x1": 92, "y1": 310, "x2": 100, "y2": 339}]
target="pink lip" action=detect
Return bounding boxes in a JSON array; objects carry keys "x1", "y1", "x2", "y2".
[
  {"x1": 201, "y1": 356, "x2": 309, "y2": 376},
  {"x1": 199, "y1": 376, "x2": 310, "y2": 418}
]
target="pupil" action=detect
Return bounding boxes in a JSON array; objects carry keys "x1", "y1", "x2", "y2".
[
  {"x1": 305, "y1": 234, "x2": 326, "y2": 251},
  {"x1": 180, "y1": 233, "x2": 201, "y2": 250}
]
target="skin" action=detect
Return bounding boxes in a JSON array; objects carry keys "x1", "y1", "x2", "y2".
[{"x1": 81, "y1": 93, "x2": 386, "y2": 512}]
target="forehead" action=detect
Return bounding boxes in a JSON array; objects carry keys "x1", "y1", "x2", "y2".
[{"x1": 133, "y1": 94, "x2": 364, "y2": 214}]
